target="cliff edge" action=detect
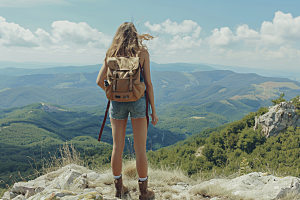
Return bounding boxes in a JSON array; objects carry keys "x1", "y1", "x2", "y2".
[{"x1": 1, "y1": 164, "x2": 300, "y2": 200}]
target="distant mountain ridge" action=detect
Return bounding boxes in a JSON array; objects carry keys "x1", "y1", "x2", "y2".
[
  {"x1": 0, "y1": 64, "x2": 102, "y2": 76},
  {"x1": 0, "y1": 60, "x2": 87, "y2": 69},
  {"x1": 1, "y1": 69, "x2": 300, "y2": 112},
  {"x1": 0, "y1": 62, "x2": 215, "y2": 76}
]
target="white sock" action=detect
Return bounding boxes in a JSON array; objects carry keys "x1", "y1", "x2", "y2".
[
  {"x1": 113, "y1": 174, "x2": 122, "y2": 179},
  {"x1": 139, "y1": 176, "x2": 148, "y2": 182}
]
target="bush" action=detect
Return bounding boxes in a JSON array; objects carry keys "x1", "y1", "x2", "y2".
[{"x1": 271, "y1": 93, "x2": 286, "y2": 105}]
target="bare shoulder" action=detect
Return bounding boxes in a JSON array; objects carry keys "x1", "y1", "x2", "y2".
[{"x1": 138, "y1": 48, "x2": 149, "y2": 58}]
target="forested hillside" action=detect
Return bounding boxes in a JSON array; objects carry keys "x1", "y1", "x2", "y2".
[{"x1": 147, "y1": 96, "x2": 300, "y2": 177}]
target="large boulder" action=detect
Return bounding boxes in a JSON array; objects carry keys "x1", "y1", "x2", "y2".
[
  {"x1": 2, "y1": 164, "x2": 106, "y2": 200},
  {"x1": 191, "y1": 172, "x2": 300, "y2": 199},
  {"x1": 254, "y1": 102, "x2": 300, "y2": 137}
]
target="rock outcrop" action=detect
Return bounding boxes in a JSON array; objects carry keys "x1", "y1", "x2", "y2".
[
  {"x1": 1, "y1": 164, "x2": 107, "y2": 200},
  {"x1": 191, "y1": 172, "x2": 300, "y2": 199},
  {"x1": 2, "y1": 164, "x2": 300, "y2": 200},
  {"x1": 254, "y1": 102, "x2": 300, "y2": 137}
]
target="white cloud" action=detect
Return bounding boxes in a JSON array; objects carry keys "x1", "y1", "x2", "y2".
[
  {"x1": 50, "y1": 45, "x2": 71, "y2": 53},
  {"x1": 261, "y1": 11, "x2": 300, "y2": 41},
  {"x1": 51, "y1": 20, "x2": 111, "y2": 48},
  {"x1": 35, "y1": 28, "x2": 57, "y2": 44},
  {"x1": 144, "y1": 21, "x2": 161, "y2": 32},
  {"x1": 167, "y1": 35, "x2": 202, "y2": 50},
  {"x1": 236, "y1": 24, "x2": 260, "y2": 46},
  {"x1": 208, "y1": 45, "x2": 300, "y2": 61},
  {"x1": 144, "y1": 19, "x2": 202, "y2": 37},
  {"x1": 0, "y1": 16, "x2": 39, "y2": 47},
  {"x1": 263, "y1": 45, "x2": 300, "y2": 59},
  {"x1": 235, "y1": 11, "x2": 300, "y2": 47},
  {"x1": 0, "y1": 16, "x2": 112, "y2": 50},
  {"x1": 144, "y1": 19, "x2": 202, "y2": 56},
  {"x1": 205, "y1": 27, "x2": 239, "y2": 47}
]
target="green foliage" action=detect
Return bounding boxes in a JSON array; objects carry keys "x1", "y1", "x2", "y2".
[
  {"x1": 239, "y1": 157, "x2": 251, "y2": 176},
  {"x1": 148, "y1": 98, "x2": 300, "y2": 178},
  {"x1": 290, "y1": 95, "x2": 300, "y2": 115},
  {"x1": 145, "y1": 91, "x2": 300, "y2": 178},
  {"x1": 0, "y1": 102, "x2": 193, "y2": 188},
  {"x1": 271, "y1": 93, "x2": 286, "y2": 105}
]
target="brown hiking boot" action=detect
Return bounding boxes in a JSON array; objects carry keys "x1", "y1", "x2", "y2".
[
  {"x1": 138, "y1": 178, "x2": 155, "y2": 200},
  {"x1": 114, "y1": 176, "x2": 129, "y2": 198}
]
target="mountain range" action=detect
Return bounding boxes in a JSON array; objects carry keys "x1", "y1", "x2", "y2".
[{"x1": 1, "y1": 61, "x2": 300, "y2": 191}]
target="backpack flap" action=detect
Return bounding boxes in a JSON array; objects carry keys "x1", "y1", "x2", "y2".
[{"x1": 116, "y1": 57, "x2": 140, "y2": 71}]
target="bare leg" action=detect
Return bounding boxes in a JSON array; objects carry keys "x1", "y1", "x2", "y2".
[
  {"x1": 110, "y1": 118, "x2": 128, "y2": 176},
  {"x1": 131, "y1": 117, "x2": 148, "y2": 178}
]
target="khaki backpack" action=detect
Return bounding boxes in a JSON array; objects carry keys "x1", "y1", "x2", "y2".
[
  {"x1": 98, "y1": 56, "x2": 149, "y2": 142},
  {"x1": 105, "y1": 56, "x2": 145, "y2": 102}
]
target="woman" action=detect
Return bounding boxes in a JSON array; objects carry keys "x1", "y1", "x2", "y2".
[{"x1": 96, "y1": 22, "x2": 159, "y2": 200}]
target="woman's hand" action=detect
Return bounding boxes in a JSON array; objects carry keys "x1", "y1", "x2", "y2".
[{"x1": 150, "y1": 112, "x2": 159, "y2": 126}]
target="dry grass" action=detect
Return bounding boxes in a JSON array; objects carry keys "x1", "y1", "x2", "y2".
[
  {"x1": 189, "y1": 184, "x2": 252, "y2": 200},
  {"x1": 39, "y1": 142, "x2": 85, "y2": 175},
  {"x1": 123, "y1": 159, "x2": 138, "y2": 179},
  {"x1": 277, "y1": 190, "x2": 300, "y2": 200},
  {"x1": 0, "y1": 188, "x2": 8, "y2": 198},
  {"x1": 5, "y1": 142, "x2": 300, "y2": 200},
  {"x1": 189, "y1": 184, "x2": 227, "y2": 198}
]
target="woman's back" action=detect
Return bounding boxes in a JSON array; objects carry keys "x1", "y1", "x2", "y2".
[{"x1": 96, "y1": 22, "x2": 158, "y2": 200}]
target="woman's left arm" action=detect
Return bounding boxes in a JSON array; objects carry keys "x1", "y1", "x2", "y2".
[{"x1": 96, "y1": 61, "x2": 107, "y2": 91}]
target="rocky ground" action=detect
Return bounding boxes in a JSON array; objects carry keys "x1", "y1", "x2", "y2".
[{"x1": 1, "y1": 163, "x2": 300, "y2": 200}]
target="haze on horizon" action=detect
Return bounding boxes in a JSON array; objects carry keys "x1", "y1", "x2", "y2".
[{"x1": 0, "y1": 0, "x2": 300, "y2": 72}]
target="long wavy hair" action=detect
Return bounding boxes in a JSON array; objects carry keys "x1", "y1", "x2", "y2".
[{"x1": 106, "y1": 22, "x2": 154, "y2": 58}]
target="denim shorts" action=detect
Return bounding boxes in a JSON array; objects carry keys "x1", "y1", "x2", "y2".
[{"x1": 109, "y1": 94, "x2": 151, "y2": 120}]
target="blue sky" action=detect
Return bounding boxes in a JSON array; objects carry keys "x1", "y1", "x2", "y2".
[{"x1": 0, "y1": 0, "x2": 300, "y2": 71}]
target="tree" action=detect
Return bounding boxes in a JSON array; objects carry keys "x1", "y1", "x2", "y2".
[
  {"x1": 290, "y1": 95, "x2": 300, "y2": 115},
  {"x1": 271, "y1": 93, "x2": 286, "y2": 105}
]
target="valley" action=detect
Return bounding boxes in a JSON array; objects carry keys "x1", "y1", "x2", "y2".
[{"x1": 1, "y1": 62, "x2": 300, "y2": 191}]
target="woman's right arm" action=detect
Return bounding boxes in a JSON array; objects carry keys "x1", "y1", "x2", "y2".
[
  {"x1": 140, "y1": 50, "x2": 159, "y2": 126},
  {"x1": 96, "y1": 60, "x2": 107, "y2": 91}
]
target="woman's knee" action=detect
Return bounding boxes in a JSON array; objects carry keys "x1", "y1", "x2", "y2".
[
  {"x1": 134, "y1": 144, "x2": 146, "y2": 154},
  {"x1": 113, "y1": 145, "x2": 124, "y2": 154}
]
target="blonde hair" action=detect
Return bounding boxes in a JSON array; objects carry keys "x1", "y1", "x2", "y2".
[{"x1": 106, "y1": 22, "x2": 154, "y2": 58}]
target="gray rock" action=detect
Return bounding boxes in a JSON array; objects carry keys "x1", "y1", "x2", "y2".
[
  {"x1": 87, "y1": 172, "x2": 99, "y2": 181},
  {"x1": 34, "y1": 187, "x2": 44, "y2": 193},
  {"x1": 171, "y1": 182, "x2": 191, "y2": 192},
  {"x1": 10, "y1": 191, "x2": 18, "y2": 199},
  {"x1": 18, "y1": 164, "x2": 105, "y2": 200},
  {"x1": 54, "y1": 190, "x2": 75, "y2": 197},
  {"x1": 70, "y1": 175, "x2": 88, "y2": 191},
  {"x1": 12, "y1": 195, "x2": 26, "y2": 200},
  {"x1": 191, "y1": 172, "x2": 300, "y2": 199},
  {"x1": 2, "y1": 191, "x2": 10, "y2": 200},
  {"x1": 61, "y1": 169, "x2": 82, "y2": 189},
  {"x1": 11, "y1": 182, "x2": 36, "y2": 196},
  {"x1": 254, "y1": 102, "x2": 300, "y2": 137}
]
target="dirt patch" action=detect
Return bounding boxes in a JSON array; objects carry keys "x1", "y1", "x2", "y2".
[
  {"x1": 195, "y1": 146, "x2": 205, "y2": 157},
  {"x1": 41, "y1": 103, "x2": 68, "y2": 112},
  {"x1": 0, "y1": 126, "x2": 9, "y2": 131},
  {"x1": 191, "y1": 116, "x2": 205, "y2": 119}
]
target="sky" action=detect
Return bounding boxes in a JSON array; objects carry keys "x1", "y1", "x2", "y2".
[{"x1": 0, "y1": 0, "x2": 300, "y2": 71}]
